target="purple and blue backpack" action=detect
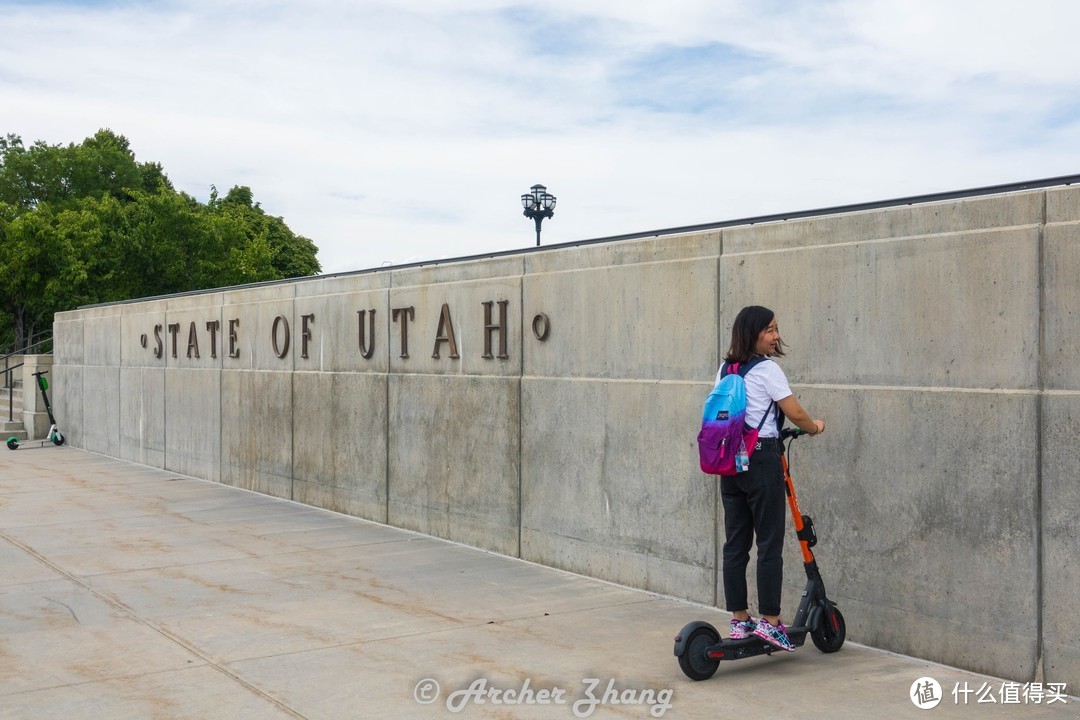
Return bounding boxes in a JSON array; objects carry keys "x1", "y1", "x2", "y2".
[{"x1": 697, "y1": 359, "x2": 775, "y2": 476}]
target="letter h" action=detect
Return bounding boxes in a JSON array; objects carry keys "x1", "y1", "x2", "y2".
[{"x1": 482, "y1": 300, "x2": 509, "y2": 359}]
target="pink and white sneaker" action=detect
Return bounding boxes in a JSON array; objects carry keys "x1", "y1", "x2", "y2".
[
  {"x1": 729, "y1": 616, "x2": 758, "y2": 639},
  {"x1": 753, "y1": 618, "x2": 796, "y2": 651}
]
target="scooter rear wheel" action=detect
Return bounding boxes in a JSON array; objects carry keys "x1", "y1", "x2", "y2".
[
  {"x1": 677, "y1": 625, "x2": 721, "y2": 680},
  {"x1": 811, "y1": 604, "x2": 846, "y2": 653}
]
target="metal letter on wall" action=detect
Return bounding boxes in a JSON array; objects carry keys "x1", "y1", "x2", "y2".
[
  {"x1": 186, "y1": 321, "x2": 200, "y2": 359},
  {"x1": 532, "y1": 313, "x2": 551, "y2": 341},
  {"x1": 300, "y1": 313, "x2": 315, "y2": 360},
  {"x1": 431, "y1": 303, "x2": 460, "y2": 360},
  {"x1": 228, "y1": 319, "x2": 240, "y2": 359},
  {"x1": 357, "y1": 309, "x2": 376, "y2": 359},
  {"x1": 272, "y1": 315, "x2": 291, "y2": 359},
  {"x1": 168, "y1": 323, "x2": 181, "y2": 359},
  {"x1": 206, "y1": 320, "x2": 220, "y2": 359},
  {"x1": 482, "y1": 300, "x2": 509, "y2": 359},
  {"x1": 153, "y1": 324, "x2": 163, "y2": 359},
  {"x1": 392, "y1": 306, "x2": 415, "y2": 359}
]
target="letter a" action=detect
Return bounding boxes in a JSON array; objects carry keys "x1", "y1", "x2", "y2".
[{"x1": 432, "y1": 303, "x2": 460, "y2": 359}]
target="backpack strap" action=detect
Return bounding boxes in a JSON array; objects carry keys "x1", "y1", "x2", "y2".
[
  {"x1": 737, "y1": 357, "x2": 766, "y2": 377},
  {"x1": 721, "y1": 359, "x2": 761, "y2": 378},
  {"x1": 738, "y1": 357, "x2": 782, "y2": 433},
  {"x1": 755, "y1": 401, "x2": 776, "y2": 431}
]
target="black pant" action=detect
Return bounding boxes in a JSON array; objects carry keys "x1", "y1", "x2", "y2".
[{"x1": 720, "y1": 445, "x2": 786, "y2": 617}]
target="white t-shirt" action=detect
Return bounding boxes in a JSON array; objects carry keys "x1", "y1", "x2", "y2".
[{"x1": 712, "y1": 358, "x2": 792, "y2": 438}]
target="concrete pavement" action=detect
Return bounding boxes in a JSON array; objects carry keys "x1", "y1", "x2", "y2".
[{"x1": 1, "y1": 447, "x2": 1076, "y2": 719}]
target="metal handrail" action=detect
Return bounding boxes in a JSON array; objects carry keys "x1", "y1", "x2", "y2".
[
  {"x1": 0, "y1": 329, "x2": 52, "y2": 358},
  {"x1": 1, "y1": 336, "x2": 53, "y2": 374},
  {"x1": 5, "y1": 360, "x2": 23, "y2": 423}
]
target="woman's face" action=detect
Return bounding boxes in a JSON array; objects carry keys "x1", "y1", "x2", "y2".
[{"x1": 755, "y1": 317, "x2": 780, "y2": 356}]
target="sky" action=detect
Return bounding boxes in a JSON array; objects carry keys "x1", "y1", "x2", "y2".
[{"x1": 3, "y1": 0, "x2": 1080, "y2": 274}]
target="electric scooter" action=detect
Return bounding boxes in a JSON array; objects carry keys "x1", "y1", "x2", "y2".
[
  {"x1": 6, "y1": 370, "x2": 66, "y2": 450},
  {"x1": 673, "y1": 427, "x2": 845, "y2": 680}
]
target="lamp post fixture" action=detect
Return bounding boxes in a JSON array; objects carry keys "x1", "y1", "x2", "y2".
[{"x1": 521, "y1": 184, "x2": 556, "y2": 246}]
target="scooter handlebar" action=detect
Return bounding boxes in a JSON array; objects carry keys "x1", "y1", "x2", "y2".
[{"x1": 780, "y1": 427, "x2": 807, "y2": 440}]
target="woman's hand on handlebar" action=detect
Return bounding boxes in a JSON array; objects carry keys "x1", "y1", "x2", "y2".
[
  {"x1": 780, "y1": 419, "x2": 824, "y2": 439},
  {"x1": 776, "y1": 396, "x2": 824, "y2": 437}
]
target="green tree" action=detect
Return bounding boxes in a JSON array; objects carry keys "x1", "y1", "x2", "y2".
[
  {"x1": 0, "y1": 130, "x2": 320, "y2": 352},
  {"x1": 210, "y1": 185, "x2": 321, "y2": 280},
  {"x1": 0, "y1": 201, "x2": 83, "y2": 348}
]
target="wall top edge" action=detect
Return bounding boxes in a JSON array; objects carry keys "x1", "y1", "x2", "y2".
[{"x1": 74, "y1": 174, "x2": 1080, "y2": 312}]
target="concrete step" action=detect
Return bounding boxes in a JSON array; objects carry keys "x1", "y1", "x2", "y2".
[
  {"x1": 2, "y1": 420, "x2": 27, "y2": 442},
  {"x1": 2, "y1": 387, "x2": 24, "y2": 416}
]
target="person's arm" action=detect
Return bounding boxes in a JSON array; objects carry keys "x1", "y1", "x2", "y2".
[{"x1": 777, "y1": 395, "x2": 825, "y2": 435}]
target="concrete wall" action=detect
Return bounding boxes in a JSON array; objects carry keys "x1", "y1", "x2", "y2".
[{"x1": 51, "y1": 186, "x2": 1080, "y2": 688}]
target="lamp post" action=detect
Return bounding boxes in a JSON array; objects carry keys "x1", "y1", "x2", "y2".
[{"x1": 521, "y1": 184, "x2": 556, "y2": 246}]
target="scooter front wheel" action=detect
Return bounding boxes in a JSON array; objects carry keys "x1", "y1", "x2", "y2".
[
  {"x1": 52, "y1": 433, "x2": 66, "y2": 446},
  {"x1": 677, "y1": 625, "x2": 721, "y2": 680},
  {"x1": 6, "y1": 437, "x2": 19, "y2": 450},
  {"x1": 811, "y1": 604, "x2": 846, "y2": 653}
]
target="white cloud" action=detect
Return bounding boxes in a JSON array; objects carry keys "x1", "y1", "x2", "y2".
[{"x1": 2, "y1": 0, "x2": 1078, "y2": 275}]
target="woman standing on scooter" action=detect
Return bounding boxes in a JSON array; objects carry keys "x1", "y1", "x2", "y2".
[{"x1": 718, "y1": 306, "x2": 824, "y2": 652}]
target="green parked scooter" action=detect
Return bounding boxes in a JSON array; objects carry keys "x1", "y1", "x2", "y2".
[{"x1": 7, "y1": 370, "x2": 65, "y2": 450}]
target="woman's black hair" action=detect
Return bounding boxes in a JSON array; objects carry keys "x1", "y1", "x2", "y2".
[{"x1": 723, "y1": 305, "x2": 786, "y2": 364}]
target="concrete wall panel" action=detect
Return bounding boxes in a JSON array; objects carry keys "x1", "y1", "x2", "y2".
[
  {"x1": 770, "y1": 386, "x2": 1039, "y2": 680},
  {"x1": 292, "y1": 278, "x2": 391, "y2": 374},
  {"x1": 164, "y1": 368, "x2": 221, "y2": 482},
  {"x1": 51, "y1": 311, "x2": 84, "y2": 447},
  {"x1": 164, "y1": 294, "x2": 224, "y2": 370},
  {"x1": 1042, "y1": 184, "x2": 1080, "y2": 686},
  {"x1": 387, "y1": 374, "x2": 520, "y2": 557},
  {"x1": 221, "y1": 369, "x2": 293, "y2": 498},
  {"x1": 51, "y1": 365, "x2": 82, "y2": 449},
  {"x1": 292, "y1": 371, "x2": 388, "y2": 522},
  {"x1": 720, "y1": 226, "x2": 1040, "y2": 389},
  {"x1": 292, "y1": 273, "x2": 391, "y2": 300},
  {"x1": 391, "y1": 256, "x2": 524, "y2": 287},
  {"x1": 1042, "y1": 393, "x2": 1080, "y2": 687},
  {"x1": 120, "y1": 301, "x2": 167, "y2": 370},
  {"x1": 119, "y1": 366, "x2": 165, "y2": 468},
  {"x1": 388, "y1": 259, "x2": 524, "y2": 378},
  {"x1": 221, "y1": 286, "x2": 297, "y2": 372},
  {"x1": 523, "y1": 237, "x2": 721, "y2": 381},
  {"x1": 52, "y1": 311, "x2": 84, "y2": 366},
  {"x1": 723, "y1": 191, "x2": 1043, "y2": 253},
  {"x1": 1044, "y1": 214, "x2": 1080, "y2": 391},
  {"x1": 525, "y1": 231, "x2": 720, "y2": 273},
  {"x1": 1046, "y1": 184, "x2": 1080, "y2": 224},
  {"x1": 81, "y1": 365, "x2": 121, "y2": 457},
  {"x1": 81, "y1": 306, "x2": 122, "y2": 368},
  {"x1": 521, "y1": 377, "x2": 715, "y2": 603},
  {"x1": 117, "y1": 302, "x2": 167, "y2": 468}
]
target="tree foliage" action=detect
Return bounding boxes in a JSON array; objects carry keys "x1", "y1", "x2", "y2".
[{"x1": 0, "y1": 130, "x2": 320, "y2": 351}]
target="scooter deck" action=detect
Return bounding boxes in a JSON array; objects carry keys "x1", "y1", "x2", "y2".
[
  {"x1": 702, "y1": 626, "x2": 811, "y2": 661},
  {"x1": 6, "y1": 440, "x2": 64, "y2": 451}
]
